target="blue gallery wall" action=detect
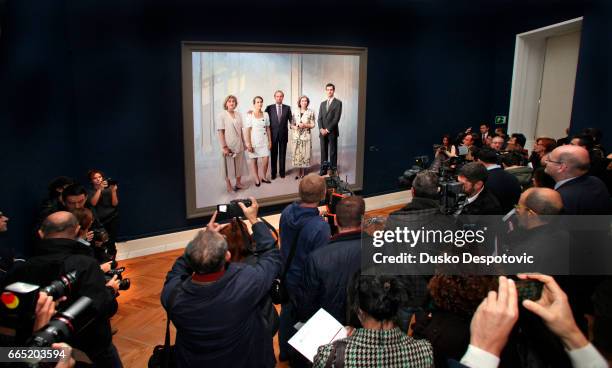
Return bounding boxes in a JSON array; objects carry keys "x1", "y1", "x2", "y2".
[{"x1": 1, "y1": 0, "x2": 608, "y2": 256}]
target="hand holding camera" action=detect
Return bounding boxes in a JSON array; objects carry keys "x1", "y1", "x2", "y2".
[
  {"x1": 518, "y1": 273, "x2": 588, "y2": 350},
  {"x1": 238, "y1": 197, "x2": 259, "y2": 224},
  {"x1": 33, "y1": 292, "x2": 56, "y2": 332},
  {"x1": 105, "y1": 275, "x2": 120, "y2": 293}
]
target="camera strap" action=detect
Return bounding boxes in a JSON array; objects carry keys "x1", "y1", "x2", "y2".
[{"x1": 162, "y1": 284, "x2": 182, "y2": 362}]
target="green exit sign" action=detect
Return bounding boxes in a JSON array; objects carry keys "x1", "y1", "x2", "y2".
[{"x1": 495, "y1": 115, "x2": 507, "y2": 125}]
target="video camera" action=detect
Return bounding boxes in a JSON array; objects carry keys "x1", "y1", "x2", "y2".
[
  {"x1": 216, "y1": 199, "x2": 252, "y2": 221},
  {"x1": 1, "y1": 271, "x2": 77, "y2": 344},
  {"x1": 320, "y1": 161, "x2": 352, "y2": 208},
  {"x1": 439, "y1": 179, "x2": 467, "y2": 215},
  {"x1": 398, "y1": 156, "x2": 430, "y2": 190},
  {"x1": 105, "y1": 267, "x2": 131, "y2": 291}
]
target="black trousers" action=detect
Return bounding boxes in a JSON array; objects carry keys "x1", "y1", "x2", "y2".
[
  {"x1": 320, "y1": 134, "x2": 338, "y2": 169},
  {"x1": 102, "y1": 215, "x2": 119, "y2": 259},
  {"x1": 271, "y1": 139, "x2": 287, "y2": 177}
]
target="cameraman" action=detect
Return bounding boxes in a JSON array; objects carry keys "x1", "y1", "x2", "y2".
[
  {"x1": 161, "y1": 198, "x2": 281, "y2": 368},
  {"x1": 20, "y1": 211, "x2": 122, "y2": 366},
  {"x1": 87, "y1": 169, "x2": 119, "y2": 259}
]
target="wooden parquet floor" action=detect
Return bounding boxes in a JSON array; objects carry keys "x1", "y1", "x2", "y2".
[{"x1": 112, "y1": 204, "x2": 405, "y2": 367}]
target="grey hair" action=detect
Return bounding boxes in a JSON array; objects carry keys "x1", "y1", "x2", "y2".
[
  {"x1": 185, "y1": 230, "x2": 228, "y2": 274},
  {"x1": 40, "y1": 213, "x2": 78, "y2": 235},
  {"x1": 412, "y1": 171, "x2": 440, "y2": 199}
]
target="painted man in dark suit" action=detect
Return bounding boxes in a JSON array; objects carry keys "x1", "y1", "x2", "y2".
[
  {"x1": 265, "y1": 90, "x2": 292, "y2": 179},
  {"x1": 318, "y1": 83, "x2": 342, "y2": 174}
]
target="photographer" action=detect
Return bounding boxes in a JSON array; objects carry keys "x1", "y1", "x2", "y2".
[
  {"x1": 38, "y1": 176, "x2": 75, "y2": 223},
  {"x1": 161, "y1": 198, "x2": 281, "y2": 368},
  {"x1": 278, "y1": 174, "x2": 330, "y2": 363},
  {"x1": 59, "y1": 184, "x2": 111, "y2": 262},
  {"x1": 456, "y1": 162, "x2": 503, "y2": 215},
  {"x1": 71, "y1": 208, "x2": 113, "y2": 272},
  {"x1": 20, "y1": 211, "x2": 122, "y2": 366},
  {"x1": 87, "y1": 169, "x2": 119, "y2": 259}
]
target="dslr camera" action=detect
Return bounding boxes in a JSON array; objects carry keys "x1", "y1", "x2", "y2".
[
  {"x1": 105, "y1": 267, "x2": 131, "y2": 291},
  {"x1": 216, "y1": 199, "x2": 252, "y2": 220},
  {"x1": 1, "y1": 271, "x2": 77, "y2": 343}
]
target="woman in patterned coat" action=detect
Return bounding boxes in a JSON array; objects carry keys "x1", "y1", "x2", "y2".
[{"x1": 313, "y1": 275, "x2": 434, "y2": 368}]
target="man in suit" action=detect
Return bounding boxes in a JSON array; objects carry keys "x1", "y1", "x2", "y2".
[
  {"x1": 265, "y1": 90, "x2": 292, "y2": 179},
  {"x1": 479, "y1": 123, "x2": 490, "y2": 146},
  {"x1": 475, "y1": 147, "x2": 522, "y2": 214},
  {"x1": 318, "y1": 83, "x2": 342, "y2": 174},
  {"x1": 544, "y1": 144, "x2": 611, "y2": 214},
  {"x1": 456, "y1": 162, "x2": 503, "y2": 215}
]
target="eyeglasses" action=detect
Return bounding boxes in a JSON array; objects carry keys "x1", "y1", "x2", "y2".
[
  {"x1": 514, "y1": 203, "x2": 536, "y2": 214},
  {"x1": 544, "y1": 155, "x2": 564, "y2": 165}
]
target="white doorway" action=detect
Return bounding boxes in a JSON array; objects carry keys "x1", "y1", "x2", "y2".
[{"x1": 507, "y1": 17, "x2": 582, "y2": 150}]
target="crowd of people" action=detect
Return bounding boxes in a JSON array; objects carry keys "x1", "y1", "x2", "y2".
[
  {"x1": 2, "y1": 124, "x2": 612, "y2": 368},
  {"x1": 160, "y1": 122, "x2": 611, "y2": 368},
  {"x1": 0, "y1": 169, "x2": 122, "y2": 367}
]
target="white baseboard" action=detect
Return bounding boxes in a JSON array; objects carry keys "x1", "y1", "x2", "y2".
[{"x1": 115, "y1": 190, "x2": 411, "y2": 261}]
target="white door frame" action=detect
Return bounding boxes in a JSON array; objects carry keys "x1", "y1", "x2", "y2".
[{"x1": 507, "y1": 17, "x2": 582, "y2": 150}]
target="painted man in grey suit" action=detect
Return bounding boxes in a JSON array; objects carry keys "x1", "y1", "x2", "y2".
[{"x1": 318, "y1": 83, "x2": 342, "y2": 174}]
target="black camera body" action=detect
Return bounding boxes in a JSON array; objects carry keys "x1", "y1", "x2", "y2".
[
  {"x1": 217, "y1": 199, "x2": 252, "y2": 220},
  {"x1": 105, "y1": 267, "x2": 130, "y2": 291},
  {"x1": 0, "y1": 270, "x2": 78, "y2": 344},
  {"x1": 439, "y1": 179, "x2": 467, "y2": 214},
  {"x1": 106, "y1": 177, "x2": 118, "y2": 186},
  {"x1": 92, "y1": 228, "x2": 109, "y2": 243}
]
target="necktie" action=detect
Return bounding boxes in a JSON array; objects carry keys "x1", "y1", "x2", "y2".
[
  {"x1": 277, "y1": 105, "x2": 281, "y2": 119},
  {"x1": 327, "y1": 99, "x2": 331, "y2": 110}
]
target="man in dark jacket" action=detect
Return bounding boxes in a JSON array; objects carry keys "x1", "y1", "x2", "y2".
[
  {"x1": 298, "y1": 196, "x2": 365, "y2": 324},
  {"x1": 161, "y1": 198, "x2": 281, "y2": 368},
  {"x1": 265, "y1": 90, "x2": 292, "y2": 179},
  {"x1": 545, "y1": 144, "x2": 611, "y2": 214},
  {"x1": 457, "y1": 162, "x2": 503, "y2": 215},
  {"x1": 504, "y1": 187, "x2": 568, "y2": 274},
  {"x1": 22, "y1": 211, "x2": 121, "y2": 366},
  {"x1": 476, "y1": 147, "x2": 522, "y2": 214},
  {"x1": 278, "y1": 173, "x2": 330, "y2": 362}
]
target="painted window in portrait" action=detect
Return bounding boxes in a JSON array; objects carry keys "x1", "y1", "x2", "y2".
[{"x1": 183, "y1": 43, "x2": 367, "y2": 218}]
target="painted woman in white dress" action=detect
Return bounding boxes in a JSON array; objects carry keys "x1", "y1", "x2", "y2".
[
  {"x1": 216, "y1": 95, "x2": 245, "y2": 193},
  {"x1": 244, "y1": 96, "x2": 272, "y2": 186},
  {"x1": 290, "y1": 95, "x2": 315, "y2": 179}
]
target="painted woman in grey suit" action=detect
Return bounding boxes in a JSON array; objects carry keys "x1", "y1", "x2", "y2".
[{"x1": 317, "y1": 83, "x2": 342, "y2": 174}]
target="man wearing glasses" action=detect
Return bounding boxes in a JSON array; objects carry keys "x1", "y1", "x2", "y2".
[
  {"x1": 544, "y1": 145, "x2": 610, "y2": 215},
  {"x1": 507, "y1": 188, "x2": 568, "y2": 274}
]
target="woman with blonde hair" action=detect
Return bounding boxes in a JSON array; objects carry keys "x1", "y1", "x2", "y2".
[
  {"x1": 216, "y1": 95, "x2": 246, "y2": 192},
  {"x1": 291, "y1": 95, "x2": 315, "y2": 179},
  {"x1": 244, "y1": 96, "x2": 272, "y2": 186}
]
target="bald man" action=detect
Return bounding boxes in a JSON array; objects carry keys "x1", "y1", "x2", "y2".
[
  {"x1": 20, "y1": 211, "x2": 123, "y2": 366},
  {"x1": 505, "y1": 187, "x2": 569, "y2": 274},
  {"x1": 544, "y1": 145, "x2": 611, "y2": 214}
]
